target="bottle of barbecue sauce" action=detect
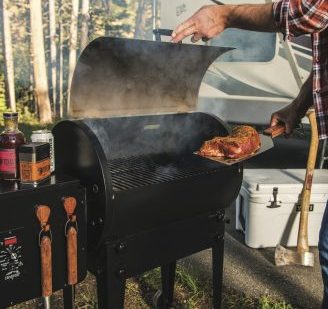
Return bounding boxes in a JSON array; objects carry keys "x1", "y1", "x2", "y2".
[{"x1": 0, "y1": 112, "x2": 26, "y2": 180}]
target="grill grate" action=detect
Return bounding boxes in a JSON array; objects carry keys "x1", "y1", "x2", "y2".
[{"x1": 108, "y1": 154, "x2": 225, "y2": 191}]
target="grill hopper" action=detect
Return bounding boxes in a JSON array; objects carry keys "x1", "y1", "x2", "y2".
[{"x1": 69, "y1": 37, "x2": 231, "y2": 117}]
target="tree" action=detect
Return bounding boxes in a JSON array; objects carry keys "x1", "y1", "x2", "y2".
[
  {"x1": 30, "y1": 0, "x2": 52, "y2": 123},
  {"x1": 1, "y1": 0, "x2": 16, "y2": 112},
  {"x1": 135, "y1": 0, "x2": 153, "y2": 40},
  {"x1": 104, "y1": 0, "x2": 112, "y2": 36},
  {"x1": 0, "y1": 0, "x2": 154, "y2": 121},
  {"x1": 134, "y1": 0, "x2": 147, "y2": 39},
  {"x1": 80, "y1": 0, "x2": 90, "y2": 50},
  {"x1": 67, "y1": 0, "x2": 79, "y2": 115},
  {"x1": 48, "y1": 0, "x2": 57, "y2": 116},
  {"x1": 57, "y1": 0, "x2": 64, "y2": 118}
]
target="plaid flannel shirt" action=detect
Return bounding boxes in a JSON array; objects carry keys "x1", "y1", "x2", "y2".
[{"x1": 273, "y1": 0, "x2": 328, "y2": 140}]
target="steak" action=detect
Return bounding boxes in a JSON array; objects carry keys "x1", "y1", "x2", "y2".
[{"x1": 198, "y1": 126, "x2": 261, "y2": 159}]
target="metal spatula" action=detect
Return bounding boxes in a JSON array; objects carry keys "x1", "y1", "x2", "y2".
[{"x1": 196, "y1": 124, "x2": 286, "y2": 166}]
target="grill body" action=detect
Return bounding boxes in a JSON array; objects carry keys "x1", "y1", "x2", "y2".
[
  {"x1": 54, "y1": 112, "x2": 242, "y2": 245},
  {"x1": 53, "y1": 112, "x2": 243, "y2": 308}
]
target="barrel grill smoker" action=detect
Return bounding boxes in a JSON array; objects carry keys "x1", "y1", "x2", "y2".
[{"x1": 54, "y1": 37, "x2": 243, "y2": 308}]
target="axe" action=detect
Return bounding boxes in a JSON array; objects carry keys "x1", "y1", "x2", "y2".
[{"x1": 275, "y1": 109, "x2": 319, "y2": 267}]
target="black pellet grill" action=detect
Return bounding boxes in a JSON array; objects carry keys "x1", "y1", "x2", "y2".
[{"x1": 53, "y1": 37, "x2": 243, "y2": 308}]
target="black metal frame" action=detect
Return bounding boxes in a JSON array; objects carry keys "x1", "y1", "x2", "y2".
[{"x1": 93, "y1": 211, "x2": 226, "y2": 308}]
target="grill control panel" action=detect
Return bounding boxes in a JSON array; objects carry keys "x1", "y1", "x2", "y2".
[{"x1": 0, "y1": 228, "x2": 24, "y2": 283}]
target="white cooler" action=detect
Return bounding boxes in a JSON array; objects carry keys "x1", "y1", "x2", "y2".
[{"x1": 236, "y1": 169, "x2": 328, "y2": 248}]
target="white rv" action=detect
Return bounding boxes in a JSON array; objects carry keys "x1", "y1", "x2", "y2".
[{"x1": 158, "y1": 0, "x2": 311, "y2": 125}]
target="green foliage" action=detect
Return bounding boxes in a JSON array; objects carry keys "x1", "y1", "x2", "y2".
[
  {"x1": 0, "y1": 0, "x2": 154, "y2": 124},
  {"x1": 258, "y1": 296, "x2": 293, "y2": 309},
  {"x1": 0, "y1": 74, "x2": 38, "y2": 127},
  {"x1": 139, "y1": 266, "x2": 295, "y2": 309}
]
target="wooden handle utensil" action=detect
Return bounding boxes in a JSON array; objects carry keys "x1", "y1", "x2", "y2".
[
  {"x1": 67, "y1": 219, "x2": 78, "y2": 285},
  {"x1": 36, "y1": 205, "x2": 53, "y2": 299},
  {"x1": 63, "y1": 197, "x2": 77, "y2": 217},
  {"x1": 63, "y1": 197, "x2": 78, "y2": 286},
  {"x1": 40, "y1": 235, "x2": 53, "y2": 297},
  {"x1": 36, "y1": 205, "x2": 51, "y2": 228},
  {"x1": 263, "y1": 124, "x2": 286, "y2": 138}
]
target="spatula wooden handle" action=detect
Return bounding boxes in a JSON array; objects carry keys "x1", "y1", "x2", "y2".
[
  {"x1": 40, "y1": 235, "x2": 52, "y2": 297},
  {"x1": 67, "y1": 226, "x2": 78, "y2": 285},
  {"x1": 263, "y1": 124, "x2": 286, "y2": 138}
]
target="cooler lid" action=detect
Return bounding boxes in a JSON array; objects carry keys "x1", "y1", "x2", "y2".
[
  {"x1": 242, "y1": 169, "x2": 328, "y2": 195},
  {"x1": 69, "y1": 37, "x2": 231, "y2": 117}
]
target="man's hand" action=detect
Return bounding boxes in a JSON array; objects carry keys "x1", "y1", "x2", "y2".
[
  {"x1": 171, "y1": 3, "x2": 276, "y2": 43},
  {"x1": 270, "y1": 102, "x2": 303, "y2": 136},
  {"x1": 171, "y1": 5, "x2": 231, "y2": 43},
  {"x1": 271, "y1": 73, "x2": 313, "y2": 136}
]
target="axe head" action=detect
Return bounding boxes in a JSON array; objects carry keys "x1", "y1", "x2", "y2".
[{"x1": 275, "y1": 245, "x2": 314, "y2": 267}]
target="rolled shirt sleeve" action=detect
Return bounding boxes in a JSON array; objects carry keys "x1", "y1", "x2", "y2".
[{"x1": 273, "y1": 0, "x2": 328, "y2": 38}]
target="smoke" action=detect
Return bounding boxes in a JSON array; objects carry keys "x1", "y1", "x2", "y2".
[
  {"x1": 83, "y1": 112, "x2": 217, "y2": 159},
  {"x1": 69, "y1": 36, "x2": 229, "y2": 120},
  {"x1": 72, "y1": 36, "x2": 233, "y2": 180}
]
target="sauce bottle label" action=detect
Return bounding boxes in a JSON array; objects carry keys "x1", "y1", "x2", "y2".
[{"x1": 0, "y1": 149, "x2": 16, "y2": 174}]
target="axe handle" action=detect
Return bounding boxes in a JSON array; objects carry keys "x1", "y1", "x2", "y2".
[{"x1": 297, "y1": 110, "x2": 319, "y2": 253}]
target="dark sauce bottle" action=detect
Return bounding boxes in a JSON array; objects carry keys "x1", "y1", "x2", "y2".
[{"x1": 0, "y1": 112, "x2": 26, "y2": 180}]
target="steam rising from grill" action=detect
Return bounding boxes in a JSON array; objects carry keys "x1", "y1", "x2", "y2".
[{"x1": 69, "y1": 37, "x2": 231, "y2": 118}]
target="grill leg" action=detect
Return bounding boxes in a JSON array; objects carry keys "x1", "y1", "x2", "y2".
[
  {"x1": 212, "y1": 236, "x2": 224, "y2": 309},
  {"x1": 96, "y1": 269, "x2": 126, "y2": 308},
  {"x1": 63, "y1": 285, "x2": 75, "y2": 309},
  {"x1": 161, "y1": 262, "x2": 176, "y2": 307},
  {"x1": 95, "y1": 245, "x2": 126, "y2": 309}
]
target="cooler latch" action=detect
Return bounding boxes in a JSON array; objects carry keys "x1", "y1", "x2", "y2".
[{"x1": 267, "y1": 187, "x2": 281, "y2": 208}]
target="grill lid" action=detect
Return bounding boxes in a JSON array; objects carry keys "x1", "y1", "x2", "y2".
[{"x1": 69, "y1": 37, "x2": 231, "y2": 117}]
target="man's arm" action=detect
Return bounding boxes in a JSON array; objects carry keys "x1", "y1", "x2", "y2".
[
  {"x1": 271, "y1": 73, "x2": 313, "y2": 135},
  {"x1": 172, "y1": 3, "x2": 277, "y2": 43},
  {"x1": 172, "y1": 1, "x2": 328, "y2": 43},
  {"x1": 274, "y1": 0, "x2": 328, "y2": 38}
]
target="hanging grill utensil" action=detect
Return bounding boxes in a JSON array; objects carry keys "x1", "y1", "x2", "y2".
[{"x1": 36, "y1": 205, "x2": 52, "y2": 309}]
